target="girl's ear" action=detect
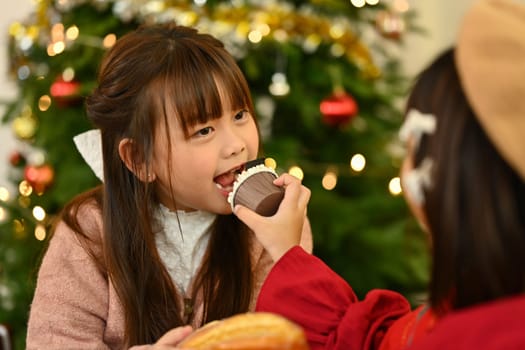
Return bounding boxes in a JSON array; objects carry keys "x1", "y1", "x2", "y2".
[{"x1": 118, "y1": 138, "x2": 156, "y2": 183}]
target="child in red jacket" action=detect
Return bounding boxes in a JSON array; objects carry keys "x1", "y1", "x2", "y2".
[{"x1": 234, "y1": 0, "x2": 525, "y2": 349}]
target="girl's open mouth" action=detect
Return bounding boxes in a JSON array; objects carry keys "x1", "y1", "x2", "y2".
[{"x1": 214, "y1": 164, "x2": 245, "y2": 193}]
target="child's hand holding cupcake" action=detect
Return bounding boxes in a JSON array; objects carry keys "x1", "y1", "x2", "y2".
[{"x1": 233, "y1": 169, "x2": 311, "y2": 262}]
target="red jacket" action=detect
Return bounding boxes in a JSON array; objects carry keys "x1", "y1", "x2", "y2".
[
  {"x1": 256, "y1": 246, "x2": 525, "y2": 350},
  {"x1": 406, "y1": 295, "x2": 525, "y2": 350},
  {"x1": 255, "y1": 246, "x2": 410, "y2": 350},
  {"x1": 379, "y1": 305, "x2": 436, "y2": 350}
]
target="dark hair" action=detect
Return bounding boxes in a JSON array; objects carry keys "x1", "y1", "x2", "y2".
[
  {"x1": 406, "y1": 48, "x2": 525, "y2": 315},
  {"x1": 63, "y1": 23, "x2": 258, "y2": 345}
]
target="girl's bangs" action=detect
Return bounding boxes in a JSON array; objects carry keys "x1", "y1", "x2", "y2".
[{"x1": 161, "y1": 57, "x2": 251, "y2": 137}]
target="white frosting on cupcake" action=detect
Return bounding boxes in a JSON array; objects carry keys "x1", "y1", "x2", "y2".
[{"x1": 227, "y1": 164, "x2": 278, "y2": 210}]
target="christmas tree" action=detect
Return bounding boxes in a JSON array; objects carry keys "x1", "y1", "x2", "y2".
[{"x1": 0, "y1": 0, "x2": 428, "y2": 347}]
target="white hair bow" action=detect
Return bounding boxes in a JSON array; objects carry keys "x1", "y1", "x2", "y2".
[
  {"x1": 402, "y1": 158, "x2": 434, "y2": 205},
  {"x1": 398, "y1": 109, "x2": 437, "y2": 205},
  {"x1": 73, "y1": 129, "x2": 104, "y2": 182},
  {"x1": 399, "y1": 109, "x2": 436, "y2": 146}
]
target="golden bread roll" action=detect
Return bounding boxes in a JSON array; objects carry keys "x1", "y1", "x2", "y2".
[{"x1": 178, "y1": 312, "x2": 309, "y2": 349}]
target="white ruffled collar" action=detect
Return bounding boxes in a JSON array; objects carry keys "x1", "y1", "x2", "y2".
[
  {"x1": 154, "y1": 205, "x2": 216, "y2": 294},
  {"x1": 73, "y1": 130, "x2": 217, "y2": 293}
]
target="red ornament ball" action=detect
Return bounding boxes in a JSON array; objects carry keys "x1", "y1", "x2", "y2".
[
  {"x1": 320, "y1": 91, "x2": 359, "y2": 127},
  {"x1": 24, "y1": 164, "x2": 55, "y2": 193},
  {"x1": 50, "y1": 77, "x2": 82, "y2": 107},
  {"x1": 9, "y1": 151, "x2": 26, "y2": 167}
]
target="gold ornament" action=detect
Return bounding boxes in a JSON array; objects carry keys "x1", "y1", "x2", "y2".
[{"x1": 12, "y1": 106, "x2": 38, "y2": 140}]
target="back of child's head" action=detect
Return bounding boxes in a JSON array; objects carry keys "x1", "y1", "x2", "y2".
[{"x1": 405, "y1": 0, "x2": 525, "y2": 314}]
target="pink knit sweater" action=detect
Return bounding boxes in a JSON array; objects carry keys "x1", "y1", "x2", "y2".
[{"x1": 26, "y1": 204, "x2": 312, "y2": 349}]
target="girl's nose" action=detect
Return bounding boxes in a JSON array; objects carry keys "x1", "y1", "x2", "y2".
[{"x1": 222, "y1": 128, "x2": 246, "y2": 157}]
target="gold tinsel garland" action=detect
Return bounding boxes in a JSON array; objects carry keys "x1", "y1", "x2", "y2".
[{"x1": 11, "y1": 0, "x2": 381, "y2": 78}]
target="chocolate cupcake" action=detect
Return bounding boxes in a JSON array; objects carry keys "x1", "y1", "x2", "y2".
[{"x1": 228, "y1": 162, "x2": 284, "y2": 217}]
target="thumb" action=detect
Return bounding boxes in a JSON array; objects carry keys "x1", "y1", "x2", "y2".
[
  {"x1": 234, "y1": 204, "x2": 263, "y2": 232},
  {"x1": 156, "y1": 325, "x2": 193, "y2": 346}
]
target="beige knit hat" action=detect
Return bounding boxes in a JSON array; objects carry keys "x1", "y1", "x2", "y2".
[{"x1": 455, "y1": 0, "x2": 525, "y2": 180}]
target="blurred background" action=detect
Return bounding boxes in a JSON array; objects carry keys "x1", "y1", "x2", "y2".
[{"x1": 0, "y1": 0, "x2": 475, "y2": 348}]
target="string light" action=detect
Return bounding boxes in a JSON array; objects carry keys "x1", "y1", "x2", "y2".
[
  {"x1": 329, "y1": 23, "x2": 345, "y2": 39},
  {"x1": 350, "y1": 153, "x2": 366, "y2": 172},
  {"x1": 255, "y1": 23, "x2": 271, "y2": 36},
  {"x1": 17, "y1": 65, "x2": 30, "y2": 80},
  {"x1": 288, "y1": 166, "x2": 304, "y2": 180},
  {"x1": 18, "y1": 180, "x2": 33, "y2": 197},
  {"x1": 34, "y1": 224, "x2": 47, "y2": 241},
  {"x1": 303, "y1": 34, "x2": 321, "y2": 53},
  {"x1": 47, "y1": 41, "x2": 65, "y2": 56},
  {"x1": 389, "y1": 177, "x2": 402, "y2": 195},
  {"x1": 248, "y1": 30, "x2": 263, "y2": 43},
  {"x1": 103, "y1": 33, "x2": 117, "y2": 48},
  {"x1": 62, "y1": 67, "x2": 75, "y2": 81},
  {"x1": 38, "y1": 95, "x2": 52, "y2": 111},
  {"x1": 264, "y1": 157, "x2": 277, "y2": 170},
  {"x1": 330, "y1": 43, "x2": 345, "y2": 57},
  {"x1": 0, "y1": 187, "x2": 10, "y2": 202},
  {"x1": 268, "y1": 72, "x2": 290, "y2": 96},
  {"x1": 51, "y1": 23, "x2": 64, "y2": 43},
  {"x1": 322, "y1": 170, "x2": 338, "y2": 190},
  {"x1": 65, "y1": 25, "x2": 79, "y2": 41},
  {"x1": 32, "y1": 206, "x2": 46, "y2": 222},
  {"x1": 350, "y1": 0, "x2": 366, "y2": 8}
]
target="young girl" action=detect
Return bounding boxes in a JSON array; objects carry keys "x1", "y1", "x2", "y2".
[
  {"x1": 25, "y1": 23, "x2": 312, "y2": 349},
  {"x1": 237, "y1": 0, "x2": 525, "y2": 349}
]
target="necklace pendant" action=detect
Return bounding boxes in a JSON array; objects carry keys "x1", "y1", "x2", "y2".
[{"x1": 183, "y1": 297, "x2": 193, "y2": 316}]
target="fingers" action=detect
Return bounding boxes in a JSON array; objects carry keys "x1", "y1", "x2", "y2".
[
  {"x1": 297, "y1": 182, "x2": 311, "y2": 212},
  {"x1": 273, "y1": 173, "x2": 300, "y2": 187},
  {"x1": 234, "y1": 204, "x2": 263, "y2": 232},
  {"x1": 277, "y1": 174, "x2": 311, "y2": 214},
  {"x1": 155, "y1": 325, "x2": 193, "y2": 346}
]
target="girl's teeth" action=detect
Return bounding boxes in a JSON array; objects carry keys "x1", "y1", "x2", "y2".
[{"x1": 215, "y1": 182, "x2": 233, "y2": 191}]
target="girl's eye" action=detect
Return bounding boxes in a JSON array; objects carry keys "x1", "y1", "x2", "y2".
[
  {"x1": 194, "y1": 126, "x2": 213, "y2": 137},
  {"x1": 234, "y1": 109, "x2": 248, "y2": 121}
]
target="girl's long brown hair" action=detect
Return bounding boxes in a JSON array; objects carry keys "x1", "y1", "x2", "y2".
[
  {"x1": 406, "y1": 48, "x2": 525, "y2": 315},
  {"x1": 62, "y1": 23, "x2": 258, "y2": 345}
]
